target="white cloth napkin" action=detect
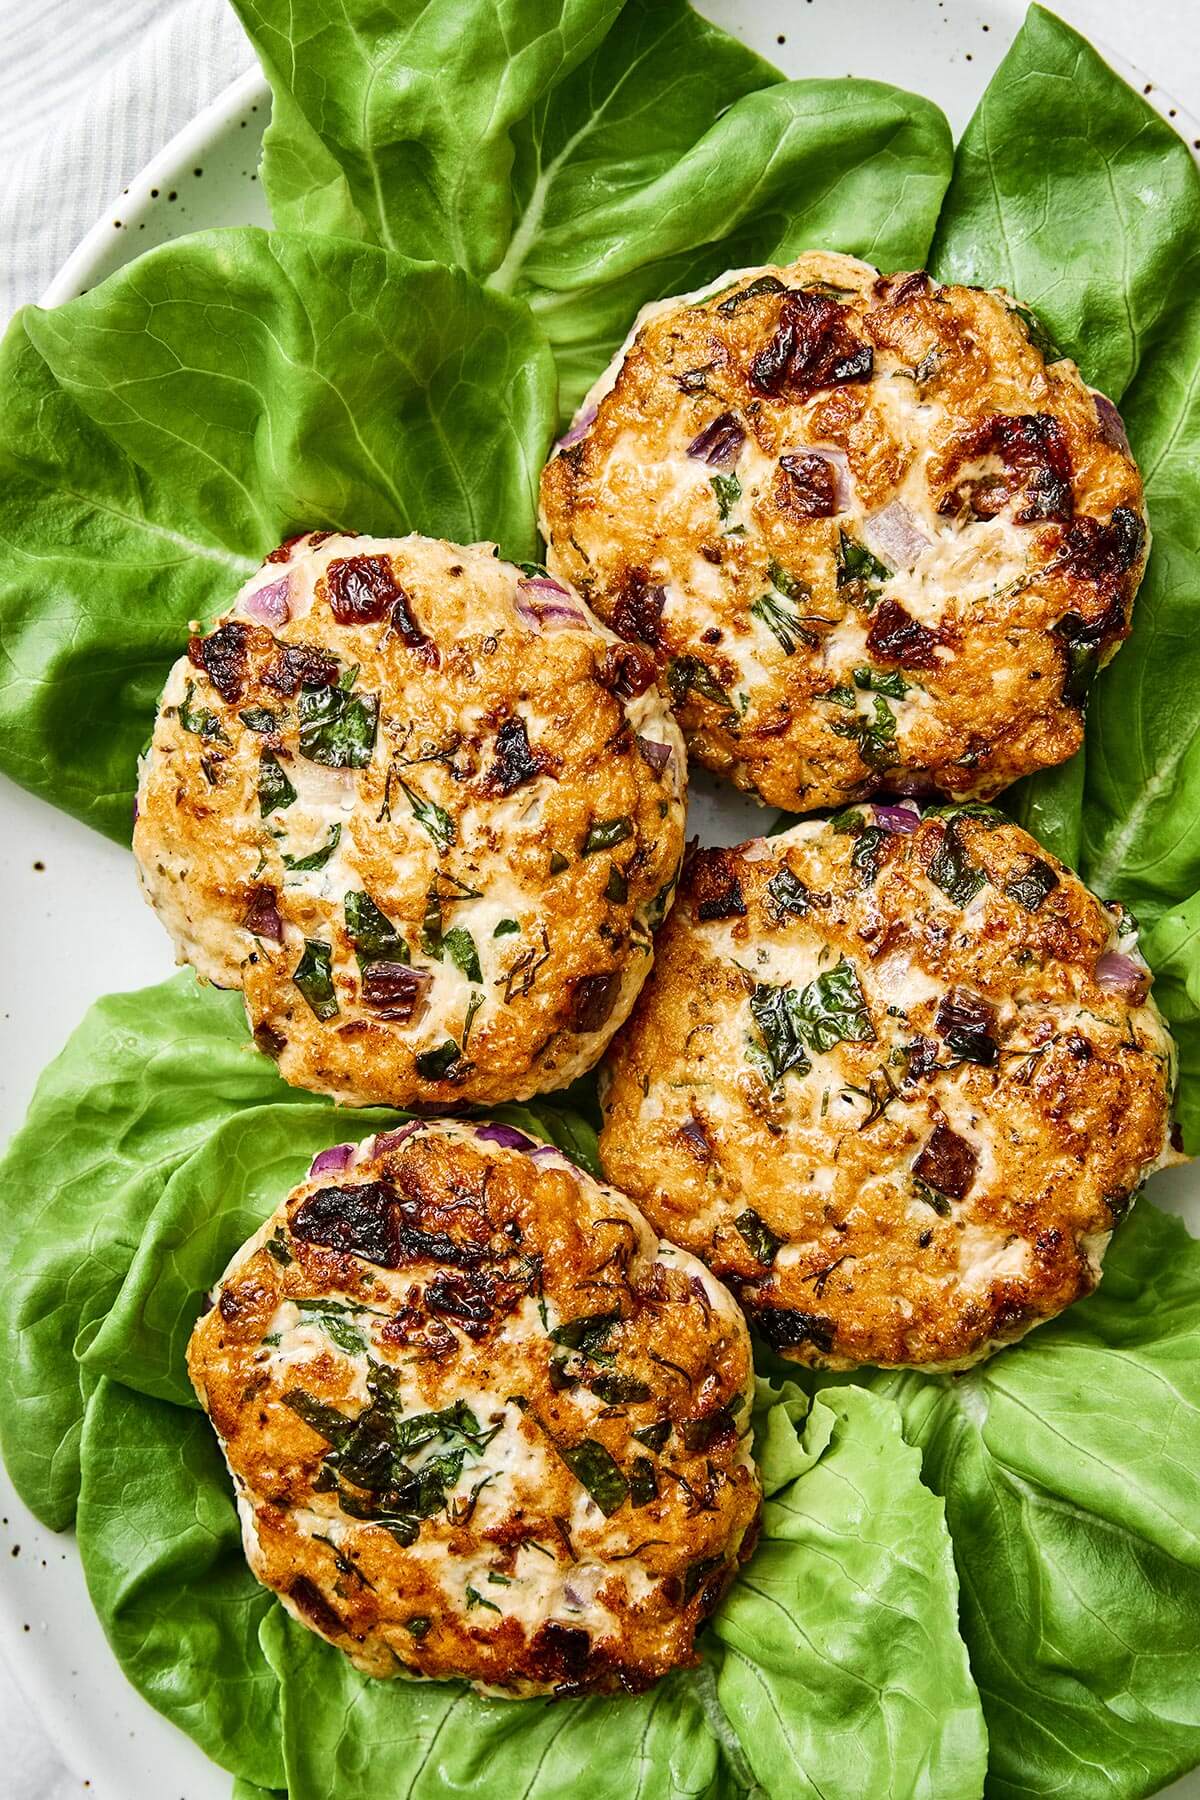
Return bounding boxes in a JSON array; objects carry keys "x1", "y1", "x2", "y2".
[{"x1": 0, "y1": 0, "x2": 252, "y2": 323}]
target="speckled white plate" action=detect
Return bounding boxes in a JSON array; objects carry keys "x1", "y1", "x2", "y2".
[{"x1": 2, "y1": 4, "x2": 1199, "y2": 1797}]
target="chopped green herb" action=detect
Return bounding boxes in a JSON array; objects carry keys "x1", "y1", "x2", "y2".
[
  {"x1": 399, "y1": 778, "x2": 456, "y2": 852},
  {"x1": 282, "y1": 1388, "x2": 353, "y2": 1444},
  {"x1": 461, "y1": 990, "x2": 484, "y2": 1049},
  {"x1": 667, "y1": 656, "x2": 731, "y2": 709},
  {"x1": 338, "y1": 663, "x2": 360, "y2": 692},
  {"x1": 414, "y1": 1039, "x2": 463, "y2": 1081},
  {"x1": 1004, "y1": 858, "x2": 1060, "y2": 912},
  {"x1": 711, "y1": 471, "x2": 742, "y2": 522},
  {"x1": 715, "y1": 273, "x2": 786, "y2": 315},
  {"x1": 493, "y1": 918, "x2": 521, "y2": 937},
  {"x1": 344, "y1": 890, "x2": 408, "y2": 967},
  {"x1": 487, "y1": 1570, "x2": 511, "y2": 1586},
  {"x1": 179, "y1": 680, "x2": 228, "y2": 744},
  {"x1": 258, "y1": 751, "x2": 297, "y2": 817},
  {"x1": 632, "y1": 1419, "x2": 671, "y2": 1453},
  {"x1": 282, "y1": 821, "x2": 342, "y2": 872},
  {"x1": 239, "y1": 706, "x2": 278, "y2": 733},
  {"x1": 751, "y1": 590, "x2": 814, "y2": 655},
  {"x1": 681, "y1": 1405, "x2": 738, "y2": 1452},
  {"x1": 629, "y1": 1456, "x2": 658, "y2": 1507},
  {"x1": 683, "y1": 1554, "x2": 725, "y2": 1603},
  {"x1": 549, "y1": 851, "x2": 570, "y2": 875},
  {"x1": 582, "y1": 816, "x2": 633, "y2": 856},
  {"x1": 835, "y1": 529, "x2": 891, "y2": 610},
  {"x1": 929, "y1": 822, "x2": 987, "y2": 908},
  {"x1": 557, "y1": 1438, "x2": 628, "y2": 1516},
  {"x1": 821, "y1": 684, "x2": 857, "y2": 709},
  {"x1": 853, "y1": 664, "x2": 909, "y2": 699},
  {"x1": 585, "y1": 1370, "x2": 652, "y2": 1405},
  {"x1": 265, "y1": 1228, "x2": 293, "y2": 1265},
  {"x1": 735, "y1": 1207, "x2": 783, "y2": 1266},
  {"x1": 293, "y1": 939, "x2": 338, "y2": 1021},
  {"x1": 550, "y1": 1312, "x2": 620, "y2": 1356},
  {"x1": 297, "y1": 682, "x2": 378, "y2": 769},
  {"x1": 1009, "y1": 300, "x2": 1064, "y2": 363},
  {"x1": 913, "y1": 1177, "x2": 951, "y2": 1218},
  {"x1": 403, "y1": 1615, "x2": 432, "y2": 1639},
  {"x1": 831, "y1": 694, "x2": 899, "y2": 771},
  {"x1": 767, "y1": 865, "x2": 810, "y2": 917},
  {"x1": 440, "y1": 926, "x2": 481, "y2": 983},
  {"x1": 297, "y1": 1303, "x2": 366, "y2": 1355},
  {"x1": 465, "y1": 1585, "x2": 502, "y2": 1614},
  {"x1": 850, "y1": 825, "x2": 890, "y2": 884},
  {"x1": 605, "y1": 864, "x2": 629, "y2": 903},
  {"x1": 766, "y1": 557, "x2": 808, "y2": 600},
  {"x1": 748, "y1": 983, "x2": 811, "y2": 1086},
  {"x1": 829, "y1": 806, "x2": 867, "y2": 834},
  {"x1": 792, "y1": 957, "x2": 875, "y2": 1053}
]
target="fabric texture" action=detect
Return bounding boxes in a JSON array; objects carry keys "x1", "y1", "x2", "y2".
[{"x1": 0, "y1": 0, "x2": 252, "y2": 322}]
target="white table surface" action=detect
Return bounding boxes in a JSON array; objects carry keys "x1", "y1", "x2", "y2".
[{"x1": 1, "y1": 0, "x2": 1198, "y2": 1795}]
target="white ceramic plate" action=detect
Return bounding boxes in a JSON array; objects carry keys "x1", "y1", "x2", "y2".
[{"x1": 2, "y1": 4, "x2": 1198, "y2": 1796}]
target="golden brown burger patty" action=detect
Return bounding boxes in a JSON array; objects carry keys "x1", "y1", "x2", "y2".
[
  {"x1": 598, "y1": 807, "x2": 1176, "y2": 1370},
  {"x1": 133, "y1": 532, "x2": 685, "y2": 1108},
  {"x1": 187, "y1": 1121, "x2": 760, "y2": 1694},
  {"x1": 540, "y1": 251, "x2": 1148, "y2": 812}
]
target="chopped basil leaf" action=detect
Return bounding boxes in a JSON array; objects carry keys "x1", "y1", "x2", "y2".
[
  {"x1": 766, "y1": 557, "x2": 808, "y2": 601},
  {"x1": 550, "y1": 1311, "x2": 620, "y2": 1356},
  {"x1": 403, "y1": 1615, "x2": 432, "y2": 1639},
  {"x1": 179, "y1": 680, "x2": 228, "y2": 744},
  {"x1": 929, "y1": 822, "x2": 987, "y2": 908},
  {"x1": 557, "y1": 1437, "x2": 628, "y2": 1516},
  {"x1": 258, "y1": 750, "x2": 297, "y2": 817},
  {"x1": 715, "y1": 273, "x2": 786, "y2": 315},
  {"x1": 632, "y1": 1419, "x2": 671, "y2": 1453},
  {"x1": 399, "y1": 778, "x2": 456, "y2": 852},
  {"x1": 914, "y1": 1177, "x2": 951, "y2": 1218},
  {"x1": 711, "y1": 471, "x2": 742, "y2": 522},
  {"x1": 792, "y1": 957, "x2": 875, "y2": 1053},
  {"x1": 297, "y1": 682, "x2": 378, "y2": 768},
  {"x1": 850, "y1": 825, "x2": 890, "y2": 884},
  {"x1": 465, "y1": 1584, "x2": 502, "y2": 1613},
  {"x1": 767, "y1": 865, "x2": 810, "y2": 917},
  {"x1": 605, "y1": 864, "x2": 629, "y2": 903},
  {"x1": 683, "y1": 1554, "x2": 725, "y2": 1603},
  {"x1": 829, "y1": 806, "x2": 867, "y2": 834},
  {"x1": 735, "y1": 1207, "x2": 783, "y2": 1265},
  {"x1": 584, "y1": 1370, "x2": 651, "y2": 1405},
  {"x1": 344, "y1": 890, "x2": 409, "y2": 967},
  {"x1": 414, "y1": 1039, "x2": 463, "y2": 1081},
  {"x1": 831, "y1": 694, "x2": 899, "y2": 770},
  {"x1": 549, "y1": 851, "x2": 570, "y2": 875},
  {"x1": 282, "y1": 821, "x2": 342, "y2": 871},
  {"x1": 293, "y1": 939, "x2": 338, "y2": 1020},
  {"x1": 1004, "y1": 858, "x2": 1059, "y2": 912},
  {"x1": 239, "y1": 705, "x2": 278, "y2": 733},
  {"x1": 835, "y1": 529, "x2": 891, "y2": 609},
  {"x1": 338, "y1": 663, "x2": 360, "y2": 692},
  {"x1": 265, "y1": 1228, "x2": 293, "y2": 1265},
  {"x1": 748, "y1": 983, "x2": 811, "y2": 1085},
  {"x1": 440, "y1": 926, "x2": 482, "y2": 983},
  {"x1": 853, "y1": 664, "x2": 909, "y2": 699},
  {"x1": 822, "y1": 684, "x2": 857, "y2": 709},
  {"x1": 582, "y1": 816, "x2": 633, "y2": 856},
  {"x1": 667, "y1": 656, "x2": 731, "y2": 708},
  {"x1": 629, "y1": 1456, "x2": 658, "y2": 1507},
  {"x1": 296, "y1": 1302, "x2": 366, "y2": 1355},
  {"x1": 493, "y1": 918, "x2": 521, "y2": 937},
  {"x1": 282, "y1": 1388, "x2": 352, "y2": 1444}
]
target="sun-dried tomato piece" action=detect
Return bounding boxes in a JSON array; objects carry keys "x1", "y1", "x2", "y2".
[
  {"x1": 611, "y1": 567, "x2": 667, "y2": 647},
  {"x1": 913, "y1": 1123, "x2": 978, "y2": 1200},
  {"x1": 187, "y1": 620, "x2": 252, "y2": 703},
  {"x1": 749, "y1": 290, "x2": 874, "y2": 399},
  {"x1": 262, "y1": 642, "x2": 340, "y2": 696},
  {"x1": 687, "y1": 848, "x2": 747, "y2": 921},
  {"x1": 866, "y1": 597, "x2": 941, "y2": 669}
]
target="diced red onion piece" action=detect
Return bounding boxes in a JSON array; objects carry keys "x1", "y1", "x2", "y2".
[
  {"x1": 363, "y1": 962, "x2": 432, "y2": 1021},
  {"x1": 686, "y1": 411, "x2": 746, "y2": 469},
  {"x1": 785, "y1": 444, "x2": 852, "y2": 510},
  {"x1": 474, "y1": 1122, "x2": 537, "y2": 1151},
  {"x1": 515, "y1": 577, "x2": 589, "y2": 633},
  {"x1": 742, "y1": 837, "x2": 772, "y2": 862},
  {"x1": 1094, "y1": 950, "x2": 1150, "y2": 1004},
  {"x1": 863, "y1": 500, "x2": 930, "y2": 570},
  {"x1": 636, "y1": 736, "x2": 673, "y2": 776},
  {"x1": 242, "y1": 574, "x2": 291, "y2": 626},
  {"x1": 1091, "y1": 390, "x2": 1131, "y2": 455},
  {"x1": 679, "y1": 1116, "x2": 710, "y2": 1159},
  {"x1": 374, "y1": 1122, "x2": 423, "y2": 1154},
  {"x1": 309, "y1": 1142, "x2": 355, "y2": 1177},
  {"x1": 873, "y1": 800, "x2": 920, "y2": 833},
  {"x1": 556, "y1": 402, "x2": 597, "y2": 450},
  {"x1": 241, "y1": 886, "x2": 283, "y2": 942}
]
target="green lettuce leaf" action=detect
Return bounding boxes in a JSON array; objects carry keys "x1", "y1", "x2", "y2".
[
  {"x1": 818, "y1": 1201, "x2": 1200, "y2": 1799},
  {"x1": 0, "y1": 228, "x2": 556, "y2": 840},
  {"x1": 72, "y1": 1338, "x2": 982, "y2": 1799},
  {"x1": 929, "y1": 3, "x2": 1200, "y2": 1143},
  {"x1": 76, "y1": 1379, "x2": 287, "y2": 1792},
  {"x1": 0, "y1": 971, "x2": 598, "y2": 1528},
  {"x1": 237, "y1": 0, "x2": 953, "y2": 409}
]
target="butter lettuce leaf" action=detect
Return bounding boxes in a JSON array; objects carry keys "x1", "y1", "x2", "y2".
[
  {"x1": 0, "y1": 229, "x2": 556, "y2": 840},
  {"x1": 237, "y1": 0, "x2": 953, "y2": 410}
]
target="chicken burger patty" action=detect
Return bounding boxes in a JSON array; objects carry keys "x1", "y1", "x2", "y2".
[
  {"x1": 188, "y1": 1120, "x2": 760, "y2": 1694},
  {"x1": 598, "y1": 806, "x2": 1176, "y2": 1369},
  {"x1": 540, "y1": 251, "x2": 1147, "y2": 812},
  {"x1": 134, "y1": 533, "x2": 685, "y2": 1107}
]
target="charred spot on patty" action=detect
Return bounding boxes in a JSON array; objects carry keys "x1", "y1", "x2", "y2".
[
  {"x1": 482, "y1": 715, "x2": 553, "y2": 796},
  {"x1": 686, "y1": 848, "x2": 747, "y2": 922},
  {"x1": 262, "y1": 641, "x2": 340, "y2": 696}
]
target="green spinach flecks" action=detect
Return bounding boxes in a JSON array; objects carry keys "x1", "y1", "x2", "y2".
[
  {"x1": 831, "y1": 694, "x2": 899, "y2": 770},
  {"x1": 400, "y1": 778, "x2": 456, "y2": 852},
  {"x1": 178, "y1": 680, "x2": 228, "y2": 744},
  {"x1": 465, "y1": 1586, "x2": 502, "y2": 1613},
  {"x1": 711, "y1": 471, "x2": 742, "y2": 522},
  {"x1": 632, "y1": 1419, "x2": 671, "y2": 1453},
  {"x1": 1004, "y1": 857, "x2": 1059, "y2": 912},
  {"x1": 667, "y1": 656, "x2": 731, "y2": 709},
  {"x1": 766, "y1": 865, "x2": 810, "y2": 918},
  {"x1": 297, "y1": 681, "x2": 378, "y2": 768},
  {"x1": 344, "y1": 890, "x2": 409, "y2": 967},
  {"x1": 282, "y1": 822, "x2": 342, "y2": 872},
  {"x1": 258, "y1": 751, "x2": 297, "y2": 817},
  {"x1": 835, "y1": 530, "x2": 891, "y2": 610},
  {"x1": 853, "y1": 664, "x2": 909, "y2": 699},
  {"x1": 605, "y1": 864, "x2": 629, "y2": 903},
  {"x1": 550, "y1": 1312, "x2": 620, "y2": 1356},
  {"x1": 557, "y1": 1437, "x2": 628, "y2": 1516},
  {"x1": 794, "y1": 958, "x2": 875, "y2": 1052},
  {"x1": 629, "y1": 1456, "x2": 658, "y2": 1506},
  {"x1": 493, "y1": 918, "x2": 520, "y2": 937},
  {"x1": 748, "y1": 983, "x2": 811, "y2": 1085},
  {"x1": 239, "y1": 705, "x2": 278, "y2": 733},
  {"x1": 583, "y1": 816, "x2": 633, "y2": 856},
  {"x1": 821, "y1": 685, "x2": 857, "y2": 709},
  {"x1": 735, "y1": 1207, "x2": 783, "y2": 1265},
  {"x1": 929, "y1": 821, "x2": 987, "y2": 908},
  {"x1": 751, "y1": 589, "x2": 816, "y2": 655},
  {"x1": 293, "y1": 939, "x2": 338, "y2": 1020},
  {"x1": 415, "y1": 1039, "x2": 466, "y2": 1081}
]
